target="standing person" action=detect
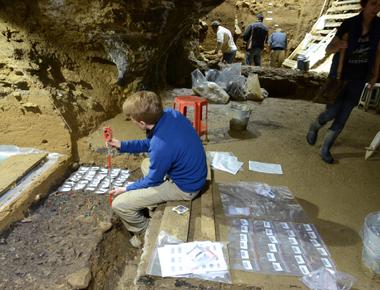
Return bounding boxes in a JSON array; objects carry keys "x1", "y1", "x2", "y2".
[
  {"x1": 268, "y1": 27, "x2": 287, "y2": 67},
  {"x1": 108, "y1": 91, "x2": 207, "y2": 247},
  {"x1": 306, "y1": 0, "x2": 380, "y2": 164},
  {"x1": 211, "y1": 20, "x2": 238, "y2": 64},
  {"x1": 243, "y1": 13, "x2": 268, "y2": 66}
]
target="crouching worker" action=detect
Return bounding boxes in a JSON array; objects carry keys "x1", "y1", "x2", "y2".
[{"x1": 108, "y1": 91, "x2": 207, "y2": 247}]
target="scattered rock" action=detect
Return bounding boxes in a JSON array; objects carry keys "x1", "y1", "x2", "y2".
[
  {"x1": 98, "y1": 221, "x2": 112, "y2": 233},
  {"x1": 11, "y1": 92, "x2": 22, "y2": 101},
  {"x1": 22, "y1": 102, "x2": 39, "y2": 109},
  {"x1": 66, "y1": 267, "x2": 91, "y2": 289},
  {"x1": 41, "y1": 139, "x2": 48, "y2": 144}
]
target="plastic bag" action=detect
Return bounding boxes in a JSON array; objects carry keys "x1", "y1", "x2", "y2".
[
  {"x1": 246, "y1": 74, "x2": 263, "y2": 101},
  {"x1": 205, "y1": 69, "x2": 221, "y2": 82},
  {"x1": 147, "y1": 231, "x2": 232, "y2": 284},
  {"x1": 191, "y1": 69, "x2": 208, "y2": 88},
  {"x1": 226, "y1": 76, "x2": 247, "y2": 101},
  {"x1": 300, "y1": 267, "x2": 356, "y2": 290},
  {"x1": 192, "y1": 81, "x2": 230, "y2": 104},
  {"x1": 216, "y1": 63, "x2": 242, "y2": 89}
]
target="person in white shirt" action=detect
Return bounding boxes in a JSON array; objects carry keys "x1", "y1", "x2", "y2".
[{"x1": 211, "y1": 21, "x2": 237, "y2": 64}]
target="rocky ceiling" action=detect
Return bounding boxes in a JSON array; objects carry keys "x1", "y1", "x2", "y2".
[{"x1": 0, "y1": 0, "x2": 223, "y2": 88}]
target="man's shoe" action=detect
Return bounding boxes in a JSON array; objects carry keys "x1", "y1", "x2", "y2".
[
  {"x1": 320, "y1": 148, "x2": 334, "y2": 164},
  {"x1": 306, "y1": 120, "x2": 323, "y2": 145},
  {"x1": 319, "y1": 129, "x2": 340, "y2": 164},
  {"x1": 306, "y1": 130, "x2": 318, "y2": 145}
]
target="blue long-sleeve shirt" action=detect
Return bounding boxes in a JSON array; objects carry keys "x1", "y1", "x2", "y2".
[
  {"x1": 268, "y1": 31, "x2": 287, "y2": 50},
  {"x1": 120, "y1": 108, "x2": 207, "y2": 192}
]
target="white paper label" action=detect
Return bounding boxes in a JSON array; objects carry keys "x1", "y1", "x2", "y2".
[
  {"x1": 281, "y1": 222, "x2": 290, "y2": 229},
  {"x1": 304, "y1": 224, "x2": 313, "y2": 231},
  {"x1": 266, "y1": 252, "x2": 276, "y2": 262},
  {"x1": 292, "y1": 246, "x2": 302, "y2": 254},
  {"x1": 268, "y1": 243, "x2": 277, "y2": 253},
  {"x1": 240, "y1": 219, "x2": 249, "y2": 226},
  {"x1": 295, "y1": 255, "x2": 305, "y2": 264},
  {"x1": 287, "y1": 230, "x2": 296, "y2": 237},
  {"x1": 321, "y1": 258, "x2": 333, "y2": 268},
  {"x1": 310, "y1": 239, "x2": 321, "y2": 247},
  {"x1": 240, "y1": 234, "x2": 248, "y2": 242},
  {"x1": 317, "y1": 247, "x2": 328, "y2": 256},
  {"x1": 242, "y1": 260, "x2": 253, "y2": 270},
  {"x1": 308, "y1": 231, "x2": 317, "y2": 239},
  {"x1": 289, "y1": 237, "x2": 298, "y2": 245},
  {"x1": 264, "y1": 221, "x2": 271, "y2": 228},
  {"x1": 268, "y1": 235, "x2": 278, "y2": 244},
  {"x1": 272, "y1": 262, "x2": 283, "y2": 272},
  {"x1": 299, "y1": 265, "x2": 310, "y2": 275},
  {"x1": 241, "y1": 250, "x2": 249, "y2": 259},
  {"x1": 240, "y1": 240, "x2": 248, "y2": 249}
]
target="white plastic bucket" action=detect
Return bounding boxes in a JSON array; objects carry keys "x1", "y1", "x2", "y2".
[
  {"x1": 229, "y1": 103, "x2": 251, "y2": 131},
  {"x1": 362, "y1": 211, "x2": 380, "y2": 274}
]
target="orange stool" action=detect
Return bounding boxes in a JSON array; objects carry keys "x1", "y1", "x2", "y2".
[{"x1": 173, "y1": 96, "x2": 208, "y2": 140}]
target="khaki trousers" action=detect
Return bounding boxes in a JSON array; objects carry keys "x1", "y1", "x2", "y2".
[
  {"x1": 270, "y1": 50, "x2": 286, "y2": 68},
  {"x1": 112, "y1": 158, "x2": 199, "y2": 233}
]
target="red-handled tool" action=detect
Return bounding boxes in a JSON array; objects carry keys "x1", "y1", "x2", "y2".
[{"x1": 103, "y1": 126, "x2": 113, "y2": 206}]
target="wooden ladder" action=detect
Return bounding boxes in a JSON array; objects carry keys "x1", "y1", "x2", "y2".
[{"x1": 283, "y1": 0, "x2": 361, "y2": 72}]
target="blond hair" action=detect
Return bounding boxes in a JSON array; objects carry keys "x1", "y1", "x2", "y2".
[{"x1": 123, "y1": 91, "x2": 163, "y2": 124}]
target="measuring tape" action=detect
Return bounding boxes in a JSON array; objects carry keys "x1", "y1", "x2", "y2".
[{"x1": 103, "y1": 126, "x2": 113, "y2": 206}]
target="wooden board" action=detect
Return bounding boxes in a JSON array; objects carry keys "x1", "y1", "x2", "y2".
[
  {"x1": 328, "y1": 4, "x2": 361, "y2": 12},
  {"x1": 0, "y1": 153, "x2": 47, "y2": 197},
  {"x1": 200, "y1": 180, "x2": 216, "y2": 241},
  {"x1": 324, "y1": 12, "x2": 358, "y2": 19},
  {"x1": 332, "y1": 0, "x2": 360, "y2": 6},
  {"x1": 159, "y1": 201, "x2": 191, "y2": 242}
]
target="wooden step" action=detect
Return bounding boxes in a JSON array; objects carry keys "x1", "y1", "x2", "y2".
[
  {"x1": 136, "y1": 165, "x2": 218, "y2": 287},
  {"x1": 159, "y1": 201, "x2": 191, "y2": 241},
  {"x1": 324, "y1": 21, "x2": 344, "y2": 28},
  {"x1": 324, "y1": 12, "x2": 359, "y2": 20},
  {"x1": 327, "y1": 4, "x2": 361, "y2": 12},
  {"x1": 282, "y1": 59, "x2": 297, "y2": 68},
  {"x1": 332, "y1": 0, "x2": 360, "y2": 6},
  {"x1": 316, "y1": 29, "x2": 336, "y2": 35}
]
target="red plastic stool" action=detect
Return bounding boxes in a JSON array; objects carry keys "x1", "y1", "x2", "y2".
[{"x1": 173, "y1": 96, "x2": 208, "y2": 140}]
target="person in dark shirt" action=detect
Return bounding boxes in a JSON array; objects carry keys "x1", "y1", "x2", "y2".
[
  {"x1": 243, "y1": 13, "x2": 268, "y2": 66},
  {"x1": 306, "y1": 0, "x2": 380, "y2": 164},
  {"x1": 108, "y1": 91, "x2": 207, "y2": 247}
]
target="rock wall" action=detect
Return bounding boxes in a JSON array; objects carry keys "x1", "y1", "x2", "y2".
[
  {"x1": 201, "y1": 0, "x2": 325, "y2": 54},
  {"x1": 0, "y1": 0, "x2": 223, "y2": 157}
]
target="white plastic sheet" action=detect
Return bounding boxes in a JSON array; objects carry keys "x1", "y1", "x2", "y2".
[
  {"x1": 249, "y1": 161, "x2": 283, "y2": 175},
  {"x1": 207, "y1": 151, "x2": 243, "y2": 175}
]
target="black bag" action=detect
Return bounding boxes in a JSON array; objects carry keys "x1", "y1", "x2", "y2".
[{"x1": 313, "y1": 77, "x2": 347, "y2": 104}]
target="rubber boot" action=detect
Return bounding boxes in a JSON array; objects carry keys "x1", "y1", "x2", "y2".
[
  {"x1": 320, "y1": 129, "x2": 340, "y2": 164},
  {"x1": 306, "y1": 119, "x2": 323, "y2": 145}
]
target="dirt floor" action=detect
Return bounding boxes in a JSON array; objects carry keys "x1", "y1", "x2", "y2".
[{"x1": 1, "y1": 90, "x2": 379, "y2": 289}]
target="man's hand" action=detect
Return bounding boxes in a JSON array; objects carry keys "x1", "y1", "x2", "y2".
[
  {"x1": 107, "y1": 138, "x2": 121, "y2": 149},
  {"x1": 110, "y1": 187, "x2": 126, "y2": 197}
]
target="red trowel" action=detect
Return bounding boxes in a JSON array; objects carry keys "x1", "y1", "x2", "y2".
[{"x1": 103, "y1": 126, "x2": 113, "y2": 207}]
